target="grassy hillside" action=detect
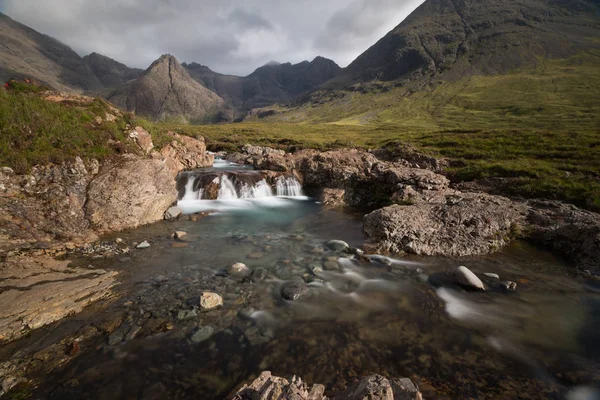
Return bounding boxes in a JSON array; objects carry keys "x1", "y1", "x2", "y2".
[
  {"x1": 0, "y1": 80, "x2": 168, "y2": 172},
  {"x1": 164, "y1": 55, "x2": 600, "y2": 211}
]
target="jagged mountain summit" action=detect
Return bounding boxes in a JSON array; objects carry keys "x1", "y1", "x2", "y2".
[
  {"x1": 183, "y1": 56, "x2": 342, "y2": 118},
  {"x1": 345, "y1": 0, "x2": 600, "y2": 82},
  {"x1": 83, "y1": 52, "x2": 144, "y2": 87},
  {"x1": 0, "y1": 12, "x2": 102, "y2": 92},
  {"x1": 105, "y1": 55, "x2": 229, "y2": 123}
]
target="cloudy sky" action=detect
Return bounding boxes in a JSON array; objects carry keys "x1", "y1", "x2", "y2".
[{"x1": 0, "y1": 0, "x2": 424, "y2": 76}]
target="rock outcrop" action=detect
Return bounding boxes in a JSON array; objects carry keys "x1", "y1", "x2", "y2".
[
  {"x1": 363, "y1": 193, "x2": 527, "y2": 257},
  {"x1": 0, "y1": 255, "x2": 118, "y2": 342},
  {"x1": 85, "y1": 156, "x2": 177, "y2": 234},
  {"x1": 159, "y1": 132, "x2": 214, "y2": 175},
  {"x1": 231, "y1": 372, "x2": 423, "y2": 400}
]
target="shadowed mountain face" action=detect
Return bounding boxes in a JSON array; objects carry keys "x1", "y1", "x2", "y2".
[
  {"x1": 83, "y1": 52, "x2": 144, "y2": 87},
  {"x1": 345, "y1": 0, "x2": 600, "y2": 82},
  {"x1": 105, "y1": 55, "x2": 229, "y2": 123},
  {"x1": 0, "y1": 12, "x2": 102, "y2": 92},
  {"x1": 184, "y1": 56, "x2": 342, "y2": 118}
]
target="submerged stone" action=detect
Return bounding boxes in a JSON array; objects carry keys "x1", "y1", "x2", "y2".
[
  {"x1": 164, "y1": 206, "x2": 182, "y2": 220},
  {"x1": 136, "y1": 241, "x2": 150, "y2": 249},
  {"x1": 325, "y1": 240, "x2": 349, "y2": 252},
  {"x1": 281, "y1": 281, "x2": 309, "y2": 301},
  {"x1": 191, "y1": 326, "x2": 214, "y2": 343},
  {"x1": 451, "y1": 266, "x2": 485, "y2": 291},
  {"x1": 200, "y1": 292, "x2": 223, "y2": 310}
]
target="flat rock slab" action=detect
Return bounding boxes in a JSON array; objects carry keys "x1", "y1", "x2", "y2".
[{"x1": 0, "y1": 255, "x2": 118, "y2": 343}]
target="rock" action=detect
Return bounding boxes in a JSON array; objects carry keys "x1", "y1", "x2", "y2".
[
  {"x1": 251, "y1": 267, "x2": 268, "y2": 281},
  {"x1": 0, "y1": 255, "x2": 118, "y2": 342},
  {"x1": 238, "y1": 307, "x2": 255, "y2": 320},
  {"x1": 390, "y1": 378, "x2": 423, "y2": 400},
  {"x1": 326, "y1": 240, "x2": 349, "y2": 252},
  {"x1": 108, "y1": 330, "x2": 125, "y2": 346},
  {"x1": 124, "y1": 325, "x2": 142, "y2": 341},
  {"x1": 281, "y1": 281, "x2": 309, "y2": 301},
  {"x1": 172, "y1": 231, "x2": 187, "y2": 239},
  {"x1": 159, "y1": 131, "x2": 214, "y2": 176},
  {"x1": 323, "y1": 261, "x2": 340, "y2": 271},
  {"x1": 339, "y1": 374, "x2": 394, "y2": 400},
  {"x1": 200, "y1": 292, "x2": 223, "y2": 310},
  {"x1": 364, "y1": 193, "x2": 528, "y2": 257},
  {"x1": 247, "y1": 252, "x2": 264, "y2": 260},
  {"x1": 129, "y1": 126, "x2": 154, "y2": 154},
  {"x1": 177, "y1": 309, "x2": 198, "y2": 321},
  {"x1": 451, "y1": 266, "x2": 485, "y2": 291},
  {"x1": 190, "y1": 326, "x2": 214, "y2": 343},
  {"x1": 232, "y1": 371, "x2": 326, "y2": 400},
  {"x1": 318, "y1": 188, "x2": 347, "y2": 209},
  {"x1": 164, "y1": 206, "x2": 182, "y2": 220},
  {"x1": 228, "y1": 263, "x2": 251, "y2": 277},
  {"x1": 501, "y1": 281, "x2": 518, "y2": 292},
  {"x1": 483, "y1": 273, "x2": 500, "y2": 280},
  {"x1": 86, "y1": 156, "x2": 178, "y2": 234},
  {"x1": 136, "y1": 241, "x2": 151, "y2": 249}
]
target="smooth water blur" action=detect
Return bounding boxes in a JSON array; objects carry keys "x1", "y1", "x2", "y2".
[{"x1": 18, "y1": 166, "x2": 600, "y2": 399}]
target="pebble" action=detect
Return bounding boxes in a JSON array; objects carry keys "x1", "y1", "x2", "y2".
[
  {"x1": 281, "y1": 281, "x2": 309, "y2": 301},
  {"x1": 136, "y1": 241, "x2": 151, "y2": 249},
  {"x1": 228, "y1": 263, "x2": 251, "y2": 277},
  {"x1": 191, "y1": 326, "x2": 214, "y2": 343},
  {"x1": 323, "y1": 261, "x2": 340, "y2": 271},
  {"x1": 247, "y1": 252, "x2": 265, "y2": 260},
  {"x1": 177, "y1": 309, "x2": 198, "y2": 321},
  {"x1": 172, "y1": 231, "x2": 187, "y2": 239},
  {"x1": 483, "y1": 273, "x2": 500, "y2": 280},
  {"x1": 325, "y1": 240, "x2": 349, "y2": 252},
  {"x1": 251, "y1": 267, "x2": 268, "y2": 281},
  {"x1": 501, "y1": 281, "x2": 518, "y2": 292},
  {"x1": 200, "y1": 292, "x2": 223, "y2": 310}
]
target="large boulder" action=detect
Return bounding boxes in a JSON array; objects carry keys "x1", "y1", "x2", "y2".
[
  {"x1": 364, "y1": 193, "x2": 528, "y2": 256},
  {"x1": 86, "y1": 156, "x2": 177, "y2": 234},
  {"x1": 296, "y1": 149, "x2": 379, "y2": 188},
  {"x1": 527, "y1": 200, "x2": 600, "y2": 272},
  {"x1": 159, "y1": 131, "x2": 214, "y2": 176}
]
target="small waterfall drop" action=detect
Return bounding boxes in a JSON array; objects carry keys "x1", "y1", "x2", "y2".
[
  {"x1": 218, "y1": 175, "x2": 239, "y2": 199},
  {"x1": 276, "y1": 176, "x2": 304, "y2": 197}
]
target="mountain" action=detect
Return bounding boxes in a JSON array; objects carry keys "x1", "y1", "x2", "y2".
[
  {"x1": 105, "y1": 55, "x2": 229, "y2": 123},
  {"x1": 345, "y1": 0, "x2": 600, "y2": 82},
  {"x1": 183, "y1": 56, "x2": 342, "y2": 118},
  {"x1": 0, "y1": 12, "x2": 102, "y2": 92},
  {"x1": 83, "y1": 52, "x2": 143, "y2": 87}
]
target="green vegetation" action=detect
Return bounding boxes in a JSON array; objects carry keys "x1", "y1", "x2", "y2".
[
  {"x1": 163, "y1": 55, "x2": 600, "y2": 211},
  {"x1": 0, "y1": 82, "x2": 166, "y2": 172}
]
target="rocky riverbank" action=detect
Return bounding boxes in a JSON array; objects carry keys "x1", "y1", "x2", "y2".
[{"x1": 225, "y1": 145, "x2": 600, "y2": 274}]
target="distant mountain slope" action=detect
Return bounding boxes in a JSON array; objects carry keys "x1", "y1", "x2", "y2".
[
  {"x1": 83, "y1": 52, "x2": 143, "y2": 87},
  {"x1": 184, "y1": 56, "x2": 342, "y2": 118},
  {"x1": 105, "y1": 55, "x2": 228, "y2": 123},
  {"x1": 0, "y1": 12, "x2": 102, "y2": 92},
  {"x1": 345, "y1": 0, "x2": 600, "y2": 82}
]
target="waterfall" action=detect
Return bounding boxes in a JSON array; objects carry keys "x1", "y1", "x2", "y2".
[
  {"x1": 179, "y1": 171, "x2": 303, "y2": 200},
  {"x1": 276, "y1": 176, "x2": 304, "y2": 197}
]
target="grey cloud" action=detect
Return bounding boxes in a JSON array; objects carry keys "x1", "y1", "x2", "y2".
[{"x1": 0, "y1": 0, "x2": 424, "y2": 76}]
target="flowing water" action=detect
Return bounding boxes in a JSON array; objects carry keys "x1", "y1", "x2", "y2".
[{"x1": 7, "y1": 162, "x2": 600, "y2": 399}]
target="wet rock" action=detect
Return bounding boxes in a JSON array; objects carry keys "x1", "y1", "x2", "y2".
[
  {"x1": 178, "y1": 308, "x2": 198, "y2": 320},
  {"x1": 228, "y1": 263, "x2": 251, "y2": 277},
  {"x1": 369, "y1": 255, "x2": 392, "y2": 266},
  {"x1": 238, "y1": 307, "x2": 255, "y2": 320},
  {"x1": 318, "y1": 188, "x2": 347, "y2": 209},
  {"x1": 247, "y1": 252, "x2": 265, "y2": 260},
  {"x1": 164, "y1": 206, "x2": 182, "y2": 220},
  {"x1": 483, "y1": 273, "x2": 500, "y2": 280},
  {"x1": 417, "y1": 274, "x2": 429, "y2": 283},
  {"x1": 232, "y1": 371, "x2": 326, "y2": 400},
  {"x1": 125, "y1": 325, "x2": 142, "y2": 341},
  {"x1": 501, "y1": 281, "x2": 518, "y2": 292},
  {"x1": 323, "y1": 261, "x2": 341, "y2": 271},
  {"x1": 172, "y1": 231, "x2": 187, "y2": 239},
  {"x1": 190, "y1": 326, "x2": 214, "y2": 343},
  {"x1": 137, "y1": 241, "x2": 151, "y2": 249},
  {"x1": 450, "y1": 266, "x2": 485, "y2": 291},
  {"x1": 251, "y1": 267, "x2": 268, "y2": 281},
  {"x1": 281, "y1": 281, "x2": 309, "y2": 301},
  {"x1": 200, "y1": 292, "x2": 223, "y2": 310},
  {"x1": 108, "y1": 330, "x2": 125, "y2": 346},
  {"x1": 326, "y1": 240, "x2": 349, "y2": 252}
]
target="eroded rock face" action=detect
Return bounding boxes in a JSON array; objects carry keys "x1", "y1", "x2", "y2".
[
  {"x1": 363, "y1": 193, "x2": 528, "y2": 257},
  {"x1": 86, "y1": 156, "x2": 177, "y2": 234},
  {"x1": 159, "y1": 131, "x2": 214, "y2": 176},
  {"x1": 0, "y1": 256, "x2": 118, "y2": 342}
]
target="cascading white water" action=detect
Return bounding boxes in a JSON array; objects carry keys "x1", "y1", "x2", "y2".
[
  {"x1": 218, "y1": 175, "x2": 239, "y2": 199},
  {"x1": 239, "y1": 180, "x2": 274, "y2": 199},
  {"x1": 276, "y1": 176, "x2": 304, "y2": 197},
  {"x1": 182, "y1": 176, "x2": 200, "y2": 200}
]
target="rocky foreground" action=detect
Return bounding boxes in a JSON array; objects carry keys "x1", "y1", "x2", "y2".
[{"x1": 232, "y1": 371, "x2": 422, "y2": 400}]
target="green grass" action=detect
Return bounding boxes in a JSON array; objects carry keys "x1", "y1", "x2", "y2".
[
  {"x1": 0, "y1": 84, "x2": 168, "y2": 172},
  {"x1": 162, "y1": 54, "x2": 600, "y2": 211}
]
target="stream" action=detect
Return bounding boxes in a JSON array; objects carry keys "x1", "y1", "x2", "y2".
[{"x1": 3, "y1": 161, "x2": 600, "y2": 399}]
